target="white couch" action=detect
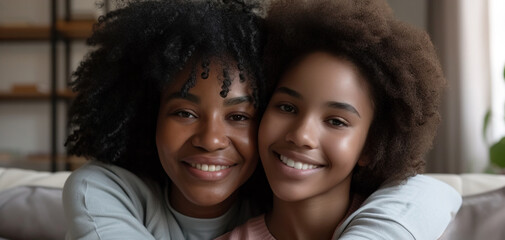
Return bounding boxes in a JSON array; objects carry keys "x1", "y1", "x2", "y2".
[
  {"x1": 0, "y1": 168, "x2": 504, "y2": 240},
  {"x1": 0, "y1": 168, "x2": 71, "y2": 240},
  {"x1": 427, "y1": 173, "x2": 505, "y2": 240}
]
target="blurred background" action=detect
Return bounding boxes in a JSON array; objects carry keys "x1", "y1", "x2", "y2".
[{"x1": 0, "y1": 0, "x2": 504, "y2": 173}]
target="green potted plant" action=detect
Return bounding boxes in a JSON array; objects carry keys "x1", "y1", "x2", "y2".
[{"x1": 483, "y1": 65, "x2": 505, "y2": 173}]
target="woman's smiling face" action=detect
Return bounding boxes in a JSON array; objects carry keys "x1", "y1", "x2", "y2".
[
  {"x1": 258, "y1": 52, "x2": 374, "y2": 202},
  {"x1": 156, "y1": 59, "x2": 258, "y2": 217}
]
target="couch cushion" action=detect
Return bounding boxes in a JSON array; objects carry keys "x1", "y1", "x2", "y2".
[
  {"x1": 0, "y1": 168, "x2": 71, "y2": 191},
  {"x1": 440, "y1": 185, "x2": 505, "y2": 240},
  {"x1": 0, "y1": 186, "x2": 66, "y2": 240},
  {"x1": 0, "y1": 168, "x2": 70, "y2": 240},
  {"x1": 426, "y1": 173, "x2": 505, "y2": 196}
]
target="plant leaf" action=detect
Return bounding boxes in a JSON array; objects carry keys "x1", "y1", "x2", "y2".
[
  {"x1": 490, "y1": 137, "x2": 505, "y2": 168},
  {"x1": 483, "y1": 109, "x2": 492, "y2": 143},
  {"x1": 503, "y1": 64, "x2": 505, "y2": 80}
]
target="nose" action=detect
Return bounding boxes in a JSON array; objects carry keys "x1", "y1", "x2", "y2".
[
  {"x1": 191, "y1": 115, "x2": 230, "y2": 151},
  {"x1": 285, "y1": 116, "x2": 318, "y2": 149}
]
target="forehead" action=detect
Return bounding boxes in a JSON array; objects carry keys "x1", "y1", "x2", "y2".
[
  {"x1": 163, "y1": 58, "x2": 253, "y2": 99},
  {"x1": 278, "y1": 52, "x2": 373, "y2": 110}
]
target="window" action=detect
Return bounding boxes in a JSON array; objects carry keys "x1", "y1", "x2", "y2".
[{"x1": 489, "y1": 0, "x2": 505, "y2": 143}]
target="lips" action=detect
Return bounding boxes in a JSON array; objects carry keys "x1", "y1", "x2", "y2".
[
  {"x1": 182, "y1": 155, "x2": 235, "y2": 166},
  {"x1": 274, "y1": 150, "x2": 324, "y2": 170},
  {"x1": 181, "y1": 155, "x2": 236, "y2": 181},
  {"x1": 267, "y1": 150, "x2": 324, "y2": 179},
  {"x1": 188, "y1": 163, "x2": 230, "y2": 172},
  {"x1": 279, "y1": 155, "x2": 319, "y2": 170}
]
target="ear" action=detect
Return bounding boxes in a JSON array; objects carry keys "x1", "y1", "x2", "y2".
[
  {"x1": 357, "y1": 154, "x2": 370, "y2": 167},
  {"x1": 358, "y1": 139, "x2": 373, "y2": 167}
]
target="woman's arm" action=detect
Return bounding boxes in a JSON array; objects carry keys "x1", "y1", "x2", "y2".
[
  {"x1": 62, "y1": 161, "x2": 181, "y2": 240},
  {"x1": 335, "y1": 175, "x2": 462, "y2": 240}
]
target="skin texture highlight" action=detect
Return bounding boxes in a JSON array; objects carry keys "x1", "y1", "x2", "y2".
[
  {"x1": 259, "y1": 52, "x2": 374, "y2": 239},
  {"x1": 156, "y1": 60, "x2": 259, "y2": 218}
]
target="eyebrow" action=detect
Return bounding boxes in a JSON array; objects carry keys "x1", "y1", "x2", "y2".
[
  {"x1": 164, "y1": 92, "x2": 253, "y2": 106},
  {"x1": 327, "y1": 102, "x2": 361, "y2": 118},
  {"x1": 224, "y1": 96, "x2": 253, "y2": 106},
  {"x1": 276, "y1": 86, "x2": 361, "y2": 118},
  {"x1": 275, "y1": 87, "x2": 302, "y2": 99}
]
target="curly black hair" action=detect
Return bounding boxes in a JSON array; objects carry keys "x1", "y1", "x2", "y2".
[
  {"x1": 65, "y1": 0, "x2": 268, "y2": 196},
  {"x1": 264, "y1": 0, "x2": 445, "y2": 195}
]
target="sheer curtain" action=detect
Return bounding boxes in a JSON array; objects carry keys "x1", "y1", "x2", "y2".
[
  {"x1": 426, "y1": 0, "x2": 491, "y2": 173},
  {"x1": 488, "y1": 0, "x2": 505, "y2": 148}
]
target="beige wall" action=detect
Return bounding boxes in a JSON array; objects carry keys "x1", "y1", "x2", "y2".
[{"x1": 386, "y1": 0, "x2": 428, "y2": 30}]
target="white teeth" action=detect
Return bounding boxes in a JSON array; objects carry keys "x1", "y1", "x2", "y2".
[
  {"x1": 287, "y1": 159, "x2": 295, "y2": 167},
  {"x1": 279, "y1": 155, "x2": 319, "y2": 170},
  {"x1": 190, "y1": 163, "x2": 229, "y2": 172},
  {"x1": 294, "y1": 162, "x2": 303, "y2": 169}
]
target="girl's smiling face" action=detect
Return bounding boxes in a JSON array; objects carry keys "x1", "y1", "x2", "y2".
[
  {"x1": 259, "y1": 52, "x2": 374, "y2": 202},
  {"x1": 156, "y1": 59, "x2": 258, "y2": 217}
]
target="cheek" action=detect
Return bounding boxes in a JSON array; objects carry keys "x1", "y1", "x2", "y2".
[
  {"x1": 258, "y1": 110, "x2": 280, "y2": 158},
  {"x1": 238, "y1": 130, "x2": 258, "y2": 162},
  {"x1": 231, "y1": 125, "x2": 260, "y2": 183},
  {"x1": 231, "y1": 121, "x2": 260, "y2": 164},
  {"x1": 156, "y1": 118, "x2": 185, "y2": 159},
  {"x1": 324, "y1": 133, "x2": 366, "y2": 168},
  {"x1": 323, "y1": 136, "x2": 362, "y2": 168},
  {"x1": 156, "y1": 118, "x2": 176, "y2": 178}
]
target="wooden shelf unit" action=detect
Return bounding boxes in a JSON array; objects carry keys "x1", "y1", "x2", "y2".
[
  {"x1": 0, "y1": 25, "x2": 50, "y2": 40},
  {"x1": 0, "y1": 89, "x2": 76, "y2": 101},
  {"x1": 0, "y1": 0, "x2": 102, "y2": 172},
  {"x1": 56, "y1": 20, "x2": 95, "y2": 39},
  {"x1": 0, "y1": 20, "x2": 94, "y2": 41}
]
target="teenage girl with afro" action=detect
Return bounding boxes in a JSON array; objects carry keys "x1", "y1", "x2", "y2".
[
  {"x1": 63, "y1": 0, "x2": 460, "y2": 239},
  {"x1": 218, "y1": 0, "x2": 461, "y2": 239}
]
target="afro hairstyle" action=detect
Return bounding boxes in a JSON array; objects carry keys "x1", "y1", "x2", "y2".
[
  {"x1": 264, "y1": 0, "x2": 446, "y2": 195},
  {"x1": 66, "y1": 0, "x2": 268, "y2": 187}
]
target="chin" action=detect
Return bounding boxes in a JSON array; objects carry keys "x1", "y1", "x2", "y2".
[
  {"x1": 187, "y1": 190, "x2": 233, "y2": 206},
  {"x1": 271, "y1": 185, "x2": 308, "y2": 203}
]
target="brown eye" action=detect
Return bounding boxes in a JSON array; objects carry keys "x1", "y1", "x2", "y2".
[
  {"x1": 174, "y1": 110, "x2": 196, "y2": 118},
  {"x1": 229, "y1": 114, "x2": 249, "y2": 121},
  {"x1": 278, "y1": 104, "x2": 296, "y2": 113},
  {"x1": 326, "y1": 118, "x2": 348, "y2": 127}
]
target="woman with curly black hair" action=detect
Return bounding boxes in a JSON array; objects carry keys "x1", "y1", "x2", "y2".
[
  {"x1": 63, "y1": 0, "x2": 270, "y2": 239},
  {"x1": 218, "y1": 0, "x2": 461, "y2": 239},
  {"x1": 63, "y1": 0, "x2": 460, "y2": 239}
]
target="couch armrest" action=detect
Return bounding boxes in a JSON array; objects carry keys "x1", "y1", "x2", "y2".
[
  {"x1": 426, "y1": 173, "x2": 505, "y2": 196},
  {"x1": 0, "y1": 167, "x2": 71, "y2": 191},
  {"x1": 0, "y1": 168, "x2": 72, "y2": 240}
]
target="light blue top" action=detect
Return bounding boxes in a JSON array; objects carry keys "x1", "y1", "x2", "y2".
[
  {"x1": 167, "y1": 198, "x2": 242, "y2": 240},
  {"x1": 334, "y1": 174, "x2": 462, "y2": 239},
  {"x1": 63, "y1": 161, "x2": 461, "y2": 240},
  {"x1": 62, "y1": 161, "x2": 253, "y2": 240}
]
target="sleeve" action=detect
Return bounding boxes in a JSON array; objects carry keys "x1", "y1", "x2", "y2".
[
  {"x1": 62, "y1": 162, "x2": 158, "y2": 240},
  {"x1": 335, "y1": 175, "x2": 462, "y2": 240}
]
